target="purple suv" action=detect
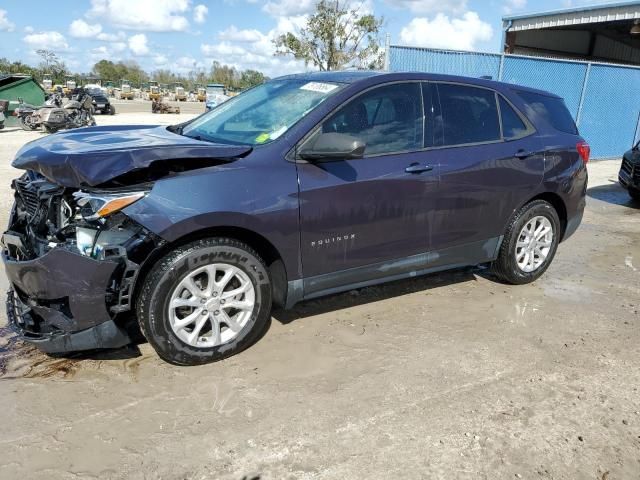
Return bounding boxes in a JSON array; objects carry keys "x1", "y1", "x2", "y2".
[{"x1": 3, "y1": 71, "x2": 589, "y2": 365}]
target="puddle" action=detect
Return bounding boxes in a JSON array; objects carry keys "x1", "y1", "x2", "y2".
[{"x1": 0, "y1": 325, "x2": 81, "y2": 379}]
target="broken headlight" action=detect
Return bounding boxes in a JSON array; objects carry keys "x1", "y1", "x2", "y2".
[{"x1": 73, "y1": 191, "x2": 147, "y2": 222}]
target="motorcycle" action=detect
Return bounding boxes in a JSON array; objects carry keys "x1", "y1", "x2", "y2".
[
  {"x1": 14, "y1": 97, "x2": 40, "y2": 131},
  {"x1": 36, "y1": 89, "x2": 96, "y2": 133}
]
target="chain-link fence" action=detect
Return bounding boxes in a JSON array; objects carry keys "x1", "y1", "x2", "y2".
[{"x1": 387, "y1": 45, "x2": 640, "y2": 159}]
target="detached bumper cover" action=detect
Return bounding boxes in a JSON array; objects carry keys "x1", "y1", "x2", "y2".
[{"x1": 2, "y1": 245, "x2": 132, "y2": 353}]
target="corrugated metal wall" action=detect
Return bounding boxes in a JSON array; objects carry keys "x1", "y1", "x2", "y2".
[{"x1": 388, "y1": 46, "x2": 640, "y2": 158}]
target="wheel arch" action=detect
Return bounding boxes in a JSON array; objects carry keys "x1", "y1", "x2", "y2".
[
  {"x1": 519, "y1": 192, "x2": 568, "y2": 240},
  {"x1": 133, "y1": 225, "x2": 289, "y2": 310}
]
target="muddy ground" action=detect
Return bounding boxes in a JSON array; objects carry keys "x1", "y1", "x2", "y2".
[{"x1": 0, "y1": 115, "x2": 638, "y2": 480}]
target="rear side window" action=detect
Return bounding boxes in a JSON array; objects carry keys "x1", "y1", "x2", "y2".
[
  {"x1": 516, "y1": 90, "x2": 577, "y2": 135},
  {"x1": 499, "y1": 96, "x2": 528, "y2": 140},
  {"x1": 435, "y1": 84, "x2": 501, "y2": 146}
]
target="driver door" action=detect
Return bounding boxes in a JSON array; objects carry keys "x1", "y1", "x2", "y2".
[{"x1": 295, "y1": 82, "x2": 438, "y2": 295}]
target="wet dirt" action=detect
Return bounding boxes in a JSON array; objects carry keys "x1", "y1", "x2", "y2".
[{"x1": 0, "y1": 118, "x2": 639, "y2": 479}]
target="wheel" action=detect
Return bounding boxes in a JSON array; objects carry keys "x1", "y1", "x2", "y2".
[
  {"x1": 0, "y1": 122, "x2": 4, "y2": 130},
  {"x1": 19, "y1": 116, "x2": 36, "y2": 131},
  {"x1": 44, "y1": 125, "x2": 58, "y2": 134},
  {"x1": 109, "y1": 105, "x2": 116, "y2": 115},
  {"x1": 137, "y1": 238, "x2": 272, "y2": 365},
  {"x1": 491, "y1": 200, "x2": 561, "y2": 285},
  {"x1": 629, "y1": 188, "x2": 640, "y2": 201}
]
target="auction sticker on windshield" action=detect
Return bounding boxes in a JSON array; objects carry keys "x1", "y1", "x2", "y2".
[{"x1": 300, "y1": 82, "x2": 338, "y2": 93}]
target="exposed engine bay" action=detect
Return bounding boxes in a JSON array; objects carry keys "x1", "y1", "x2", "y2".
[{"x1": 6, "y1": 171, "x2": 157, "y2": 264}]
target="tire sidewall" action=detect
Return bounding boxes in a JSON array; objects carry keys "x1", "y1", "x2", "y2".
[
  {"x1": 502, "y1": 201, "x2": 561, "y2": 283},
  {"x1": 143, "y1": 241, "x2": 271, "y2": 365}
]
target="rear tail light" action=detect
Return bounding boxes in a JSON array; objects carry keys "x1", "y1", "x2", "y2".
[{"x1": 577, "y1": 141, "x2": 590, "y2": 164}]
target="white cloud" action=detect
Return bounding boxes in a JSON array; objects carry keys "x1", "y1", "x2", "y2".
[
  {"x1": 69, "y1": 19, "x2": 102, "y2": 38},
  {"x1": 23, "y1": 31, "x2": 69, "y2": 51},
  {"x1": 87, "y1": 0, "x2": 190, "y2": 32},
  {"x1": 0, "y1": 9, "x2": 14, "y2": 32},
  {"x1": 503, "y1": 0, "x2": 526, "y2": 14},
  {"x1": 128, "y1": 33, "x2": 150, "y2": 55},
  {"x1": 24, "y1": 26, "x2": 34, "y2": 33},
  {"x1": 263, "y1": 0, "x2": 317, "y2": 17},
  {"x1": 97, "y1": 31, "x2": 126, "y2": 42},
  {"x1": 218, "y1": 25, "x2": 264, "y2": 43},
  {"x1": 193, "y1": 4, "x2": 208, "y2": 24},
  {"x1": 385, "y1": 0, "x2": 467, "y2": 14},
  {"x1": 399, "y1": 12, "x2": 493, "y2": 51}
]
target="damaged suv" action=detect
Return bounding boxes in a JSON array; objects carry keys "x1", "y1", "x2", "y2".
[{"x1": 3, "y1": 72, "x2": 588, "y2": 365}]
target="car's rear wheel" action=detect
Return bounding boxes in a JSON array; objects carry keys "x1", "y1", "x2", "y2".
[
  {"x1": 492, "y1": 199, "x2": 561, "y2": 284},
  {"x1": 137, "y1": 238, "x2": 272, "y2": 365}
]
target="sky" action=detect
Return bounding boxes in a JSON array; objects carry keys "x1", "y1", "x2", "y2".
[{"x1": 0, "y1": 0, "x2": 615, "y2": 77}]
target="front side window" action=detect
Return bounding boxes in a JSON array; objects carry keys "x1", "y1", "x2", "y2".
[
  {"x1": 435, "y1": 83, "x2": 501, "y2": 146},
  {"x1": 321, "y1": 83, "x2": 424, "y2": 156},
  {"x1": 183, "y1": 79, "x2": 344, "y2": 145}
]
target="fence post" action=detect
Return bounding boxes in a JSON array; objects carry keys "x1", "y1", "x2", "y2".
[
  {"x1": 498, "y1": 54, "x2": 505, "y2": 81},
  {"x1": 384, "y1": 33, "x2": 391, "y2": 71},
  {"x1": 575, "y1": 62, "x2": 592, "y2": 127}
]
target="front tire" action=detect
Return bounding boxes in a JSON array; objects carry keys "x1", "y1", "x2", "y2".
[
  {"x1": 492, "y1": 200, "x2": 561, "y2": 285},
  {"x1": 629, "y1": 188, "x2": 640, "y2": 201},
  {"x1": 137, "y1": 238, "x2": 272, "y2": 365}
]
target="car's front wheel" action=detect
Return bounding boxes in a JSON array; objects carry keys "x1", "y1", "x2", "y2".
[
  {"x1": 492, "y1": 199, "x2": 561, "y2": 284},
  {"x1": 628, "y1": 188, "x2": 640, "y2": 201},
  {"x1": 137, "y1": 238, "x2": 272, "y2": 365}
]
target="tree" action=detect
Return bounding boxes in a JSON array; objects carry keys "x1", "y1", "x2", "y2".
[
  {"x1": 239, "y1": 69, "x2": 266, "y2": 89},
  {"x1": 36, "y1": 49, "x2": 68, "y2": 83},
  {"x1": 274, "y1": 0, "x2": 384, "y2": 71}
]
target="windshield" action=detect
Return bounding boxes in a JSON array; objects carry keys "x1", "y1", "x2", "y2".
[{"x1": 183, "y1": 79, "x2": 343, "y2": 145}]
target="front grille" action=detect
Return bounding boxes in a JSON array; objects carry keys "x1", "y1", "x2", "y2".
[
  {"x1": 14, "y1": 179, "x2": 40, "y2": 216},
  {"x1": 621, "y1": 158, "x2": 633, "y2": 176}
]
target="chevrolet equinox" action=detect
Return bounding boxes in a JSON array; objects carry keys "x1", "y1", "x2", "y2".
[{"x1": 3, "y1": 71, "x2": 589, "y2": 365}]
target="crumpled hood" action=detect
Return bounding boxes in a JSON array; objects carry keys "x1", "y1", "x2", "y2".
[{"x1": 12, "y1": 125, "x2": 252, "y2": 188}]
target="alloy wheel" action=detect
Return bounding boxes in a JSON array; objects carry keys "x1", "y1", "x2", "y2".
[
  {"x1": 168, "y1": 263, "x2": 256, "y2": 348},
  {"x1": 515, "y1": 215, "x2": 554, "y2": 273}
]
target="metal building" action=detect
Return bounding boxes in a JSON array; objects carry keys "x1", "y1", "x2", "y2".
[{"x1": 502, "y1": 1, "x2": 640, "y2": 65}]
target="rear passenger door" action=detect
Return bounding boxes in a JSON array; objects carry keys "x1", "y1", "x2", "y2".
[{"x1": 426, "y1": 82, "x2": 544, "y2": 263}]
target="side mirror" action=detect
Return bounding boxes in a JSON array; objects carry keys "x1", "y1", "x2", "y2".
[{"x1": 298, "y1": 132, "x2": 366, "y2": 161}]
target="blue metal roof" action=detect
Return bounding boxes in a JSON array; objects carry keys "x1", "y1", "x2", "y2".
[{"x1": 502, "y1": 0, "x2": 640, "y2": 21}]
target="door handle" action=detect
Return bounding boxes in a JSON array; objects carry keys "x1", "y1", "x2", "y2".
[
  {"x1": 514, "y1": 149, "x2": 536, "y2": 159},
  {"x1": 405, "y1": 163, "x2": 434, "y2": 174}
]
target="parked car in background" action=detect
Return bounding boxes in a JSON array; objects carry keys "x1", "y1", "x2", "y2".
[
  {"x1": 205, "y1": 83, "x2": 229, "y2": 111},
  {"x1": 619, "y1": 140, "x2": 640, "y2": 201},
  {"x1": 3, "y1": 71, "x2": 588, "y2": 365},
  {"x1": 86, "y1": 87, "x2": 115, "y2": 115}
]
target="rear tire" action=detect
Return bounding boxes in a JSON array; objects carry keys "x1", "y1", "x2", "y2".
[
  {"x1": 19, "y1": 116, "x2": 36, "y2": 131},
  {"x1": 492, "y1": 200, "x2": 561, "y2": 285},
  {"x1": 137, "y1": 238, "x2": 272, "y2": 365}
]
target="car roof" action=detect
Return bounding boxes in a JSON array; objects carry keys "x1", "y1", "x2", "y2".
[{"x1": 275, "y1": 70, "x2": 561, "y2": 99}]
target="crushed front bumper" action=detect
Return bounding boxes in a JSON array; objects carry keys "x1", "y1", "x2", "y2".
[{"x1": 2, "y1": 243, "x2": 132, "y2": 353}]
